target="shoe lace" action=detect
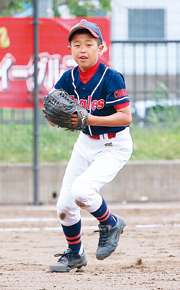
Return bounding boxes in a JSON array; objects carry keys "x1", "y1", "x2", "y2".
[
  {"x1": 94, "y1": 225, "x2": 110, "y2": 246},
  {"x1": 54, "y1": 248, "x2": 73, "y2": 262}
]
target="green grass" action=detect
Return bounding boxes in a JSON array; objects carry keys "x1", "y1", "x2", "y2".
[
  {"x1": 0, "y1": 123, "x2": 79, "y2": 163},
  {"x1": 130, "y1": 125, "x2": 180, "y2": 160},
  {"x1": 0, "y1": 122, "x2": 180, "y2": 163},
  {"x1": 39, "y1": 125, "x2": 79, "y2": 162}
]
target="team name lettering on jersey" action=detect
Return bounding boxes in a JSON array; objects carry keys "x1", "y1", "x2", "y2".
[
  {"x1": 70, "y1": 95, "x2": 105, "y2": 111},
  {"x1": 114, "y1": 89, "x2": 127, "y2": 98}
]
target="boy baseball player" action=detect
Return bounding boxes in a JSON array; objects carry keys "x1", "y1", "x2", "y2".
[{"x1": 48, "y1": 19, "x2": 133, "y2": 272}]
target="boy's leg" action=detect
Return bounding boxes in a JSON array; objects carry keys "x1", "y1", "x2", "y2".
[
  {"x1": 49, "y1": 138, "x2": 89, "y2": 272},
  {"x1": 70, "y1": 150, "x2": 128, "y2": 260},
  {"x1": 70, "y1": 130, "x2": 133, "y2": 260}
]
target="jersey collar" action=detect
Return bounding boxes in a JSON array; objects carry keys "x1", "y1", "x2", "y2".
[{"x1": 79, "y1": 61, "x2": 100, "y2": 84}]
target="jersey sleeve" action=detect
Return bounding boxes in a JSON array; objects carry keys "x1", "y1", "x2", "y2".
[
  {"x1": 105, "y1": 72, "x2": 130, "y2": 108},
  {"x1": 54, "y1": 73, "x2": 67, "y2": 90}
]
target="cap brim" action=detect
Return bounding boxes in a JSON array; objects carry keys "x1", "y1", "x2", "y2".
[{"x1": 68, "y1": 27, "x2": 100, "y2": 41}]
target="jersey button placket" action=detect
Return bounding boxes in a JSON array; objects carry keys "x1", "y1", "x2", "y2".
[{"x1": 82, "y1": 86, "x2": 86, "y2": 98}]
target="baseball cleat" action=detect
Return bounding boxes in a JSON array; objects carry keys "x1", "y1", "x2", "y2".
[
  {"x1": 95, "y1": 214, "x2": 126, "y2": 260},
  {"x1": 49, "y1": 248, "x2": 87, "y2": 272}
]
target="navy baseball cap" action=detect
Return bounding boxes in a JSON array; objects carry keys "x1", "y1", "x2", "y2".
[{"x1": 68, "y1": 19, "x2": 103, "y2": 44}]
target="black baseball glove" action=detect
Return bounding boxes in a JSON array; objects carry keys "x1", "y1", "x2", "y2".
[{"x1": 43, "y1": 89, "x2": 88, "y2": 131}]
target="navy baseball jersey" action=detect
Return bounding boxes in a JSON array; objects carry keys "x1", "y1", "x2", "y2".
[{"x1": 54, "y1": 62, "x2": 130, "y2": 136}]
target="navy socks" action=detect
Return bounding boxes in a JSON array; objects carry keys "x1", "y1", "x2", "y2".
[
  {"x1": 62, "y1": 220, "x2": 82, "y2": 255},
  {"x1": 90, "y1": 198, "x2": 116, "y2": 227}
]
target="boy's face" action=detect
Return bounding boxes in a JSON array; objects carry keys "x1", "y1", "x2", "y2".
[{"x1": 68, "y1": 33, "x2": 104, "y2": 72}]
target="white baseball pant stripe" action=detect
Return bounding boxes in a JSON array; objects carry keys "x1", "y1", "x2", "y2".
[{"x1": 57, "y1": 127, "x2": 133, "y2": 226}]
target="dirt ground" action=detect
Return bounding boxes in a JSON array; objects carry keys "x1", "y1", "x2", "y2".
[{"x1": 0, "y1": 202, "x2": 180, "y2": 290}]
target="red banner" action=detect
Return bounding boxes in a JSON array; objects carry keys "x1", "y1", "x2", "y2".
[{"x1": 0, "y1": 17, "x2": 111, "y2": 108}]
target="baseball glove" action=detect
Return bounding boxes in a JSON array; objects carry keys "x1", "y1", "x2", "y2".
[{"x1": 43, "y1": 89, "x2": 88, "y2": 131}]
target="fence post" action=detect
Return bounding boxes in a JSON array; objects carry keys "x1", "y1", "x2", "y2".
[{"x1": 33, "y1": 0, "x2": 39, "y2": 205}]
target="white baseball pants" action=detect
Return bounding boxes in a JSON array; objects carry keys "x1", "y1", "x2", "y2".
[{"x1": 57, "y1": 128, "x2": 133, "y2": 226}]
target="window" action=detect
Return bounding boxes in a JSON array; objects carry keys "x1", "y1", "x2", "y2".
[{"x1": 128, "y1": 9, "x2": 165, "y2": 39}]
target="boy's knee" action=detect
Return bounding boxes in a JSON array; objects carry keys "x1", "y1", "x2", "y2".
[
  {"x1": 71, "y1": 180, "x2": 88, "y2": 209},
  {"x1": 71, "y1": 180, "x2": 102, "y2": 213},
  {"x1": 57, "y1": 201, "x2": 67, "y2": 221}
]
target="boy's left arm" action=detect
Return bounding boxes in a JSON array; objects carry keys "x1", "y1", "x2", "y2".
[
  {"x1": 71, "y1": 105, "x2": 132, "y2": 127},
  {"x1": 87, "y1": 106, "x2": 132, "y2": 127}
]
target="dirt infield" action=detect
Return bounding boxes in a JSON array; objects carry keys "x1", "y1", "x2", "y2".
[{"x1": 0, "y1": 202, "x2": 180, "y2": 290}]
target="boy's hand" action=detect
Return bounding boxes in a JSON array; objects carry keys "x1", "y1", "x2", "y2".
[{"x1": 71, "y1": 113, "x2": 78, "y2": 127}]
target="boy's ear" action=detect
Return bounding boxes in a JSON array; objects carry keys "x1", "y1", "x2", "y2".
[
  {"x1": 98, "y1": 44, "x2": 104, "y2": 56},
  {"x1": 68, "y1": 46, "x2": 72, "y2": 54}
]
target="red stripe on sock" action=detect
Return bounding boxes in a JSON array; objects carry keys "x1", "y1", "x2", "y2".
[
  {"x1": 97, "y1": 208, "x2": 109, "y2": 221},
  {"x1": 98, "y1": 210, "x2": 110, "y2": 222},
  {"x1": 67, "y1": 237, "x2": 81, "y2": 245},
  {"x1": 66, "y1": 232, "x2": 81, "y2": 240}
]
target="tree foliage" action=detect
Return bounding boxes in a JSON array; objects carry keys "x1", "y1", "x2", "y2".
[
  {"x1": 0, "y1": 0, "x2": 111, "y2": 17},
  {"x1": 0, "y1": 0, "x2": 31, "y2": 16},
  {"x1": 62, "y1": 0, "x2": 111, "y2": 17}
]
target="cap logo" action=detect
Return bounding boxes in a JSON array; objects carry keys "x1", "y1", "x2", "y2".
[{"x1": 79, "y1": 19, "x2": 86, "y2": 27}]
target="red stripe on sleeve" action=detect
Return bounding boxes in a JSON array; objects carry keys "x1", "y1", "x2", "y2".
[{"x1": 114, "y1": 101, "x2": 130, "y2": 110}]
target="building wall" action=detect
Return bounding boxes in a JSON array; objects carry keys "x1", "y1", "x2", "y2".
[
  {"x1": 111, "y1": 0, "x2": 180, "y2": 41},
  {"x1": 111, "y1": 0, "x2": 180, "y2": 75},
  {"x1": 0, "y1": 161, "x2": 180, "y2": 204}
]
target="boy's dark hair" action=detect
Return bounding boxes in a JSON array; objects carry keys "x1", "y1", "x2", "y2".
[{"x1": 69, "y1": 28, "x2": 102, "y2": 47}]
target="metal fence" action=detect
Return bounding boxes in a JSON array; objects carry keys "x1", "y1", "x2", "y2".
[
  {"x1": 111, "y1": 40, "x2": 180, "y2": 124},
  {"x1": 1, "y1": 40, "x2": 180, "y2": 124}
]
